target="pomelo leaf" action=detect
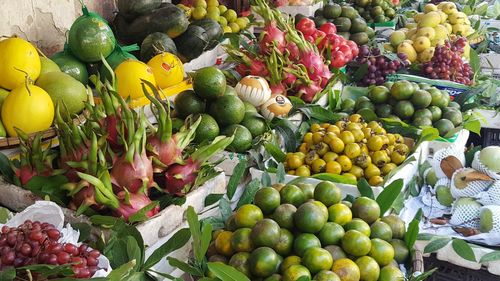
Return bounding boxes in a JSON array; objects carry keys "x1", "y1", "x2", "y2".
[
  {"x1": 207, "y1": 262, "x2": 251, "y2": 281},
  {"x1": 452, "y1": 239, "x2": 476, "y2": 262}
]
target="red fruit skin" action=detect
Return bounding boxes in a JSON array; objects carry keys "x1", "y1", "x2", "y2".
[
  {"x1": 249, "y1": 59, "x2": 270, "y2": 77},
  {"x1": 283, "y1": 72, "x2": 297, "y2": 87},
  {"x1": 17, "y1": 166, "x2": 37, "y2": 186},
  {"x1": 147, "y1": 135, "x2": 182, "y2": 169},
  {"x1": 296, "y1": 18, "x2": 316, "y2": 36},
  {"x1": 285, "y1": 42, "x2": 300, "y2": 59},
  {"x1": 319, "y1": 23, "x2": 337, "y2": 35},
  {"x1": 111, "y1": 151, "x2": 154, "y2": 194},
  {"x1": 338, "y1": 44, "x2": 353, "y2": 61},
  {"x1": 297, "y1": 83, "x2": 323, "y2": 103},
  {"x1": 163, "y1": 158, "x2": 200, "y2": 196},
  {"x1": 259, "y1": 22, "x2": 286, "y2": 54},
  {"x1": 235, "y1": 63, "x2": 250, "y2": 77},
  {"x1": 312, "y1": 30, "x2": 326, "y2": 45},
  {"x1": 113, "y1": 192, "x2": 159, "y2": 222},
  {"x1": 346, "y1": 40, "x2": 359, "y2": 58},
  {"x1": 330, "y1": 51, "x2": 347, "y2": 68},
  {"x1": 270, "y1": 83, "x2": 287, "y2": 95}
]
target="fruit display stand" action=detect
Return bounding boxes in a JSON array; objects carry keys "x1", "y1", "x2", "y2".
[
  {"x1": 427, "y1": 129, "x2": 470, "y2": 154},
  {"x1": 183, "y1": 43, "x2": 228, "y2": 73},
  {"x1": 277, "y1": 1, "x2": 324, "y2": 17},
  {"x1": 479, "y1": 52, "x2": 500, "y2": 79},
  {"x1": 0, "y1": 172, "x2": 226, "y2": 247}
]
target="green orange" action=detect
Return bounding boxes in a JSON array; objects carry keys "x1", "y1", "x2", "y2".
[
  {"x1": 282, "y1": 264, "x2": 311, "y2": 281},
  {"x1": 234, "y1": 204, "x2": 263, "y2": 228},
  {"x1": 328, "y1": 203, "x2": 353, "y2": 226},
  {"x1": 341, "y1": 230, "x2": 372, "y2": 257},
  {"x1": 319, "y1": 222, "x2": 345, "y2": 246},
  {"x1": 294, "y1": 201, "x2": 328, "y2": 233},
  {"x1": 248, "y1": 247, "x2": 281, "y2": 278},
  {"x1": 274, "y1": 228, "x2": 294, "y2": 256},
  {"x1": 302, "y1": 247, "x2": 334, "y2": 274},
  {"x1": 272, "y1": 204, "x2": 297, "y2": 230},
  {"x1": 254, "y1": 187, "x2": 281, "y2": 215},
  {"x1": 314, "y1": 181, "x2": 342, "y2": 207},
  {"x1": 294, "y1": 233, "x2": 321, "y2": 257},
  {"x1": 250, "y1": 219, "x2": 281, "y2": 248},
  {"x1": 280, "y1": 185, "x2": 307, "y2": 207},
  {"x1": 230, "y1": 228, "x2": 254, "y2": 252}
]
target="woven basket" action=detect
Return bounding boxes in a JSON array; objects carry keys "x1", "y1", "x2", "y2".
[
  {"x1": 0, "y1": 113, "x2": 86, "y2": 149},
  {"x1": 424, "y1": 254, "x2": 499, "y2": 281}
]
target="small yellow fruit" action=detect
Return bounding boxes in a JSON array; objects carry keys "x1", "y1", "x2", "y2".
[
  {"x1": 416, "y1": 27, "x2": 436, "y2": 40},
  {"x1": 419, "y1": 11, "x2": 441, "y2": 28},
  {"x1": 424, "y1": 3, "x2": 438, "y2": 13},
  {"x1": 413, "y1": 36, "x2": 431, "y2": 53},
  {"x1": 452, "y1": 24, "x2": 467, "y2": 35},
  {"x1": 438, "y1": 11, "x2": 448, "y2": 23},
  {"x1": 397, "y1": 42, "x2": 417, "y2": 63},
  {"x1": 418, "y1": 47, "x2": 435, "y2": 63},
  {"x1": 444, "y1": 23, "x2": 453, "y2": 33},
  {"x1": 390, "y1": 30, "x2": 406, "y2": 47},
  {"x1": 414, "y1": 13, "x2": 425, "y2": 23},
  {"x1": 448, "y1": 12, "x2": 466, "y2": 25},
  {"x1": 406, "y1": 28, "x2": 417, "y2": 40},
  {"x1": 433, "y1": 25, "x2": 449, "y2": 40}
]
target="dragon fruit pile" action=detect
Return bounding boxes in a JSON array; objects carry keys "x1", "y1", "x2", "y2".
[
  {"x1": 13, "y1": 74, "x2": 231, "y2": 222},
  {"x1": 226, "y1": 0, "x2": 354, "y2": 102}
]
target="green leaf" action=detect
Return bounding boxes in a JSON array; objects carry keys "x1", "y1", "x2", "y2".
[
  {"x1": 276, "y1": 163, "x2": 286, "y2": 183},
  {"x1": 480, "y1": 250, "x2": 500, "y2": 263},
  {"x1": 264, "y1": 142, "x2": 286, "y2": 163},
  {"x1": 205, "y1": 194, "x2": 224, "y2": 206},
  {"x1": 201, "y1": 222, "x2": 213, "y2": 263},
  {"x1": 452, "y1": 239, "x2": 476, "y2": 262},
  {"x1": 391, "y1": 192, "x2": 405, "y2": 214},
  {"x1": 376, "y1": 179, "x2": 404, "y2": 215},
  {"x1": 357, "y1": 178, "x2": 374, "y2": 199},
  {"x1": 168, "y1": 257, "x2": 204, "y2": 276},
  {"x1": 424, "y1": 237, "x2": 451, "y2": 253},
  {"x1": 106, "y1": 238, "x2": 131, "y2": 269},
  {"x1": 106, "y1": 260, "x2": 137, "y2": 280},
  {"x1": 0, "y1": 267, "x2": 16, "y2": 281},
  {"x1": 142, "y1": 228, "x2": 191, "y2": 270},
  {"x1": 0, "y1": 152, "x2": 14, "y2": 183},
  {"x1": 19, "y1": 264, "x2": 74, "y2": 277},
  {"x1": 25, "y1": 175, "x2": 69, "y2": 205},
  {"x1": 310, "y1": 173, "x2": 358, "y2": 185},
  {"x1": 353, "y1": 63, "x2": 368, "y2": 82},
  {"x1": 237, "y1": 179, "x2": 261, "y2": 208},
  {"x1": 70, "y1": 223, "x2": 91, "y2": 242},
  {"x1": 417, "y1": 233, "x2": 435, "y2": 241},
  {"x1": 219, "y1": 197, "x2": 233, "y2": 223},
  {"x1": 408, "y1": 268, "x2": 438, "y2": 281},
  {"x1": 226, "y1": 159, "x2": 248, "y2": 200},
  {"x1": 187, "y1": 205, "x2": 202, "y2": 263},
  {"x1": 128, "y1": 201, "x2": 160, "y2": 223},
  {"x1": 207, "y1": 262, "x2": 251, "y2": 281},
  {"x1": 404, "y1": 208, "x2": 422, "y2": 249},
  {"x1": 261, "y1": 171, "x2": 272, "y2": 187},
  {"x1": 90, "y1": 215, "x2": 121, "y2": 227},
  {"x1": 126, "y1": 235, "x2": 143, "y2": 271},
  {"x1": 469, "y1": 48, "x2": 481, "y2": 78},
  {"x1": 295, "y1": 104, "x2": 337, "y2": 123}
]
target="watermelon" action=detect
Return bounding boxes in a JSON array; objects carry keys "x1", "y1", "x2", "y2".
[
  {"x1": 140, "y1": 32, "x2": 178, "y2": 62},
  {"x1": 190, "y1": 19, "x2": 223, "y2": 50},
  {"x1": 174, "y1": 25, "x2": 209, "y2": 63},
  {"x1": 117, "y1": 0, "x2": 162, "y2": 21},
  {"x1": 116, "y1": 4, "x2": 189, "y2": 44}
]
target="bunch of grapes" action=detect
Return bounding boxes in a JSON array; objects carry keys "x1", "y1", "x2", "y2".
[
  {"x1": 421, "y1": 37, "x2": 473, "y2": 85},
  {"x1": 353, "y1": 45, "x2": 408, "y2": 86},
  {"x1": 0, "y1": 220, "x2": 103, "y2": 279}
]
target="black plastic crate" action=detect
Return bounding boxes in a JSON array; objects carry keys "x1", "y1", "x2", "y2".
[
  {"x1": 466, "y1": 128, "x2": 500, "y2": 147},
  {"x1": 424, "y1": 255, "x2": 499, "y2": 281}
]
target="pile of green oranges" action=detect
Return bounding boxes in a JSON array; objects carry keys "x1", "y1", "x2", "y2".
[
  {"x1": 285, "y1": 114, "x2": 410, "y2": 186},
  {"x1": 206, "y1": 181, "x2": 410, "y2": 281}
]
